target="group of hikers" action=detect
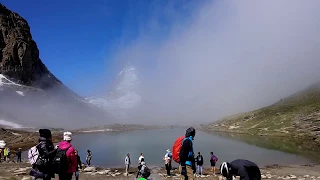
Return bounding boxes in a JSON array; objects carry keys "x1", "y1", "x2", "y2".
[
  {"x1": 27, "y1": 129, "x2": 92, "y2": 180},
  {"x1": 0, "y1": 140, "x2": 22, "y2": 163},
  {"x1": 174, "y1": 127, "x2": 262, "y2": 180},
  {"x1": 122, "y1": 127, "x2": 261, "y2": 180}
]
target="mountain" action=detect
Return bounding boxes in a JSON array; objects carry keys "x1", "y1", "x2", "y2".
[
  {"x1": 203, "y1": 82, "x2": 320, "y2": 144},
  {"x1": 86, "y1": 62, "x2": 142, "y2": 119},
  {"x1": 0, "y1": 3, "x2": 115, "y2": 129}
]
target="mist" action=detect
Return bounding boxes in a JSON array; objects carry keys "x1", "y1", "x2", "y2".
[{"x1": 103, "y1": 0, "x2": 320, "y2": 125}]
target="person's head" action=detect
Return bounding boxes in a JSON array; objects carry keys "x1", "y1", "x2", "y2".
[
  {"x1": 140, "y1": 153, "x2": 143, "y2": 156},
  {"x1": 127, "y1": 153, "x2": 130, "y2": 157},
  {"x1": 198, "y1": 152, "x2": 200, "y2": 155},
  {"x1": 185, "y1": 127, "x2": 196, "y2": 139},
  {"x1": 220, "y1": 162, "x2": 233, "y2": 178},
  {"x1": 141, "y1": 161, "x2": 146, "y2": 165},
  {"x1": 87, "y1": 150, "x2": 91, "y2": 153},
  {"x1": 210, "y1": 152, "x2": 213, "y2": 155},
  {"x1": 18, "y1": 148, "x2": 22, "y2": 151},
  {"x1": 63, "y1": 132, "x2": 72, "y2": 142},
  {"x1": 75, "y1": 149, "x2": 78, "y2": 155},
  {"x1": 39, "y1": 129, "x2": 52, "y2": 141}
]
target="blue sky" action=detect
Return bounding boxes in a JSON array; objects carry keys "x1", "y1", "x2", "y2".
[{"x1": 1, "y1": 0, "x2": 197, "y2": 96}]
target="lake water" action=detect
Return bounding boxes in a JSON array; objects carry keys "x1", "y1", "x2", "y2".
[{"x1": 68, "y1": 128, "x2": 319, "y2": 168}]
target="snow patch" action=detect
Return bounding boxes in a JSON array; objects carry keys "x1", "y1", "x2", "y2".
[
  {"x1": 16, "y1": 91, "x2": 25, "y2": 96},
  {"x1": 0, "y1": 74, "x2": 21, "y2": 86},
  {"x1": 0, "y1": 119, "x2": 24, "y2": 129}
]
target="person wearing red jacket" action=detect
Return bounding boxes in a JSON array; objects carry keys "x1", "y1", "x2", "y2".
[{"x1": 58, "y1": 132, "x2": 77, "y2": 180}]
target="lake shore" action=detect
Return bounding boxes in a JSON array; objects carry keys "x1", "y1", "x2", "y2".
[{"x1": 0, "y1": 161, "x2": 319, "y2": 180}]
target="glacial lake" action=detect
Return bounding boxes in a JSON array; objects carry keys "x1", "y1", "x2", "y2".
[{"x1": 67, "y1": 128, "x2": 320, "y2": 168}]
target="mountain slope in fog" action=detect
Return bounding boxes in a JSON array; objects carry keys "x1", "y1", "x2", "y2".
[
  {"x1": 204, "y1": 82, "x2": 320, "y2": 144},
  {"x1": 0, "y1": 3, "x2": 115, "y2": 129}
]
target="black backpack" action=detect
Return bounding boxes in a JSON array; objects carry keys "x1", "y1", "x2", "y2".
[
  {"x1": 142, "y1": 166, "x2": 151, "y2": 178},
  {"x1": 52, "y1": 146, "x2": 71, "y2": 174}
]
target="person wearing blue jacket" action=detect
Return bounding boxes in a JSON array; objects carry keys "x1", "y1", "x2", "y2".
[
  {"x1": 179, "y1": 127, "x2": 196, "y2": 180},
  {"x1": 220, "y1": 159, "x2": 261, "y2": 180}
]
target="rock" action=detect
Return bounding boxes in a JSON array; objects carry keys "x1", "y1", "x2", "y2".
[
  {"x1": 84, "y1": 166, "x2": 97, "y2": 172},
  {"x1": 21, "y1": 176, "x2": 31, "y2": 180},
  {"x1": 84, "y1": 172, "x2": 92, "y2": 174},
  {"x1": 200, "y1": 175, "x2": 206, "y2": 178},
  {"x1": 128, "y1": 174, "x2": 133, "y2": 177},
  {"x1": 285, "y1": 176, "x2": 291, "y2": 180},
  {"x1": 111, "y1": 174, "x2": 116, "y2": 177},
  {"x1": 303, "y1": 175, "x2": 310, "y2": 178},
  {"x1": 14, "y1": 172, "x2": 27, "y2": 175},
  {"x1": 317, "y1": 177, "x2": 320, "y2": 179},
  {"x1": 311, "y1": 176, "x2": 316, "y2": 179},
  {"x1": 96, "y1": 171, "x2": 105, "y2": 175},
  {"x1": 115, "y1": 172, "x2": 121, "y2": 176},
  {"x1": 290, "y1": 175, "x2": 297, "y2": 179},
  {"x1": 298, "y1": 178, "x2": 306, "y2": 180},
  {"x1": 115, "y1": 169, "x2": 118, "y2": 172},
  {"x1": 123, "y1": 173, "x2": 128, "y2": 176},
  {"x1": 262, "y1": 175, "x2": 267, "y2": 179}
]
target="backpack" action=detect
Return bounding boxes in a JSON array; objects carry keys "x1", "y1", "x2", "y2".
[
  {"x1": 172, "y1": 136, "x2": 188, "y2": 163},
  {"x1": 28, "y1": 144, "x2": 40, "y2": 165},
  {"x1": 52, "y1": 146, "x2": 71, "y2": 174},
  {"x1": 142, "y1": 166, "x2": 151, "y2": 178},
  {"x1": 211, "y1": 155, "x2": 218, "y2": 162}
]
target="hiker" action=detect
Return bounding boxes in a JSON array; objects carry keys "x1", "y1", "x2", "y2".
[
  {"x1": 136, "y1": 154, "x2": 145, "y2": 178},
  {"x1": 137, "y1": 162, "x2": 151, "y2": 180},
  {"x1": 75, "y1": 149, "x2": 82, "y2": 180},
  {"x1": 124, "y1": 153, "x2": 131, "y2": 175},
  {"x1": 179, "y1": 127, "x2": 196, "y2": 180},
  {"x1": 86, "y1": 150, "x2": 92, "y2": 166},
  {"x1": 210, "y1": 152, "x2": 218, "y2": 175},
  {"x1": 138, "y1": 153, "x2": 144, "y2": 165},
  {"x1": 16, "y1": 148, "x2": 22, "y2": 163},
  {"x1": 220, "y1": 159, "x2": 261, "y2": 180},
  {"x1": 57, "y1": 132, "x2": 77, "y2": 180},
  {"x1": 163, "y1": 149, "x2": 172, "y2": 176},
  {"x1": 196, "y1": 152, "x2": 204, "y2": 175},
  {"x1": 29, "y1": 129, "x2": 55, "y2": 180},
  {"x1": 3, "y1": 147, "x2": 7, "y2": 162}
]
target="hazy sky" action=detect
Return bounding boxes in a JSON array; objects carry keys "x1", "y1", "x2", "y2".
[
  {"x1": 2, "y1": 0, "x2": 320, "y2": 125},
  {"x1": 107, "y1": 0, "x2": 320, "y2": 124}
]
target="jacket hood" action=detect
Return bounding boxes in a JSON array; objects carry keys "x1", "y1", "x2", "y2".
[{"x1": 58, "y1": 141, "x2": 71, "y2": 150}]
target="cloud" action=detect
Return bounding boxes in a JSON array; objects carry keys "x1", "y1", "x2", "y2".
[{"x1": 104, "y1": 0, "x2": 320, "y2": 125}]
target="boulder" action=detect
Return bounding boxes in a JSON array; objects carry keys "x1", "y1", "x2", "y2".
[{"x1": 84, "y1": 166, "x2": 97, "y2": 172}]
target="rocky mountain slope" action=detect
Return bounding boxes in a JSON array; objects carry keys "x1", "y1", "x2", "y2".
[
  {"x1": 203, "y1": 82, "x2": 320, "y2": 144},
  {"x1": 0, "y1": 3, "x2": 115, "y2": 129}
]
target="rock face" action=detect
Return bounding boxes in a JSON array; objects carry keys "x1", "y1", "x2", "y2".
[{"x1": 0, "y1": 3, "x2": 60, "y2": 89}]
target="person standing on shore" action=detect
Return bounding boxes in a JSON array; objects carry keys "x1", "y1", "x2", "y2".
[
  {"x1": 163, "y1": 149, "x2": 172, "y2": 176},
  {"x1": 124, "y1": 153, "x2": 131, "y2": 175},
  {"x1": 179, "y1": 127, "x2": 196, "y2": 180},
  {"x1": 138, "y1": 153, "x2": 144, "y2": 165},
  {"x1": 57, "y1": 132, "x2": 77, "y2": 180},
  {"x1": 196, "y1": 152, "x2": 204, "y2": 175},
  {"x1": 29, "y1": 129, "x2": 55, "y2": 180},
  {"x1": 75, "y1": 149, "x2": 82, "y2": 180},
  {"x1": 16, "y1": 148, "x2": 22, "y2": 163},
  {"x1": 86, "y1": 150, "x2": 92, "y2": 166},
  {"x1": 210, "y1": 152, "x2": 218, "y2": 175}
]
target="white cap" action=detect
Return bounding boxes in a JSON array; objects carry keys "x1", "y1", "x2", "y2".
[{"x1": 63, "y1": 132, "x2": 72, "y2": 141}]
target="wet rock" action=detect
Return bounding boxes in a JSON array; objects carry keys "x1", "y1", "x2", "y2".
[
  {"x1": 21, "y1": 176, "x2": 31, "y2": 180},
  {"x1": 84, "y1": 166, "x2": 97, "y2": 172}
]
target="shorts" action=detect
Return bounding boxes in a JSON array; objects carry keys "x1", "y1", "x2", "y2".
[{"x1": 211, "y1": 161, "x2": 216, "y2": 167}]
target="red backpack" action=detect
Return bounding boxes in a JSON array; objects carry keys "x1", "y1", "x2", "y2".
[{"x1": 172, "y1": 136, "x2": 185, "y2": 163}]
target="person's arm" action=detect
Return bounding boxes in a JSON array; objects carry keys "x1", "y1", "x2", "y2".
[
  {"x1": 179, "y1": 139, "x2": 192, "y2": 167},
  {"x1": 201, "y1": 155, "x2": 203, "y2": 163}
]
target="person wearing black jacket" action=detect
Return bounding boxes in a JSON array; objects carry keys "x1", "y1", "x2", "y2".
[
  {"x1": 179, "y1": 127, "x2": 196, "y2": 180},
  {"x1": 29, "y1": 129, "x2": 56, "y2": 180},
  {"x1": 75, "y1": 149, "x2": 82, "y2": 180},
  {"x1": 220, "y1": 159, "x2": 261, "y2": 180},
  {"x1": 195, "y1": 152, "x2": 203, "y2": 175}
]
